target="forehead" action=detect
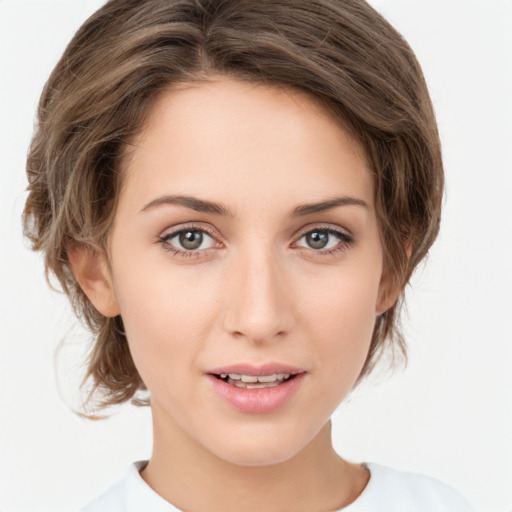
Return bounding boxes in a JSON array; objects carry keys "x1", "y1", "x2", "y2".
[{"x1": 120, "y1": 78, "x2": 374, "y2": 214}]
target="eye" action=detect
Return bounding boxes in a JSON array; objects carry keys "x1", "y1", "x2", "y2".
[
  {"x1": 295, "y1": 227, "x2": 353, "y2": 253},
  {"x1": 159, "y1": 228, "x2": 217, "y2": 253}
]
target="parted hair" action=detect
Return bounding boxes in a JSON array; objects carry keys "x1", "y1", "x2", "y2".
[{"x1": 23, "y1": 0, "x2": 443, "y2": 415}]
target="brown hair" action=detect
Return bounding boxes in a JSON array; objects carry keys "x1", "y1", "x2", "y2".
[{"x1": 23, "y1": 0, "x2": 443, "y2": 415}]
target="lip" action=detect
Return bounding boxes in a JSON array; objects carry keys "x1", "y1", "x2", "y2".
[{"x1": 206, "y1": 363, "x2": 307, "y2": 414}]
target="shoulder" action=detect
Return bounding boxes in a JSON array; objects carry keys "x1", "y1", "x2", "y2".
[
  {"x1": 80, "y1": 460, "x2": 177, "y2": 512},
  {"x1": 343, "y1": 462, "x2": 474, "y2": 512},
  {"x1": 81, "y1": 476, "x2": 127, "y2": 512}
]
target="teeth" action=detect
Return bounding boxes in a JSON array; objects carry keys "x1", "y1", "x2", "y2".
[
  {"x1": 240, "y1": 375, "x2": 258, "y2": 383},
  {"x1": 233, "y1": 380, "x2": 281, "y2": 389},
  {"x1": 256, "y1": 374, "x2": 277, "y2": 383},
  {"x1": 225, "y1": 373, "x2": 291, "y2": 382},
  {"x1": 220, "y1": 373, "x2": 291, "y2": 389}
]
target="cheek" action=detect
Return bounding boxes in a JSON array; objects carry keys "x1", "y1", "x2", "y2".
[
  {"x1": 110, "y1": 257, "x2": 221, "y2": 386},
  {"x1": 301, "y1": 263, "x2": 381, "y2": 374},
  {"x1": 330, "y1": 279, "x2": 378, "y2": 344}
]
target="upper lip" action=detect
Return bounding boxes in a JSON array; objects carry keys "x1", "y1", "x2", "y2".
[{"x1": 207, "y1": 363, "x2": 306, "y2": 376}]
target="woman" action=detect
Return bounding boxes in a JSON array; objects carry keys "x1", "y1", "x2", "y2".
[{"x1": 23, "y1": 0, "x2": 474, "y2": 510}]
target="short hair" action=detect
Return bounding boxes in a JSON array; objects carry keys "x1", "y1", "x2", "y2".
[{"x1": 23, "y1": 0, "x2": 443, "y2": 415}]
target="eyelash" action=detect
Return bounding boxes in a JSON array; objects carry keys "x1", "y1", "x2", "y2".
[{"x1": 156, "y1": 224, "x2": 354, "y2": 259}]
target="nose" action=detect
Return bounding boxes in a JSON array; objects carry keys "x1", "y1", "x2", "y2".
[{"x1": 222, "y1": 245, "x2": 295, "y2": 344}]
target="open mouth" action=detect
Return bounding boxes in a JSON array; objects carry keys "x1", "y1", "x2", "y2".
[{"x1": 212, "y1": 372, "x2": 297, "y2": 389}]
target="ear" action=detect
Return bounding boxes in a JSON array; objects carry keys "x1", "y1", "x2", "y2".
[
  {"x1": 376, "y1": 241, "x2": 411, "y2": 315},
  {"x1": 376, "y1": 274, "x2": 402, "y2": 315},
  {"x1": 67, "y1": 243, "x2": 121, "y2": 317}
]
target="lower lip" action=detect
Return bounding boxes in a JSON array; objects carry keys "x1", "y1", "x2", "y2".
[{"x1": 207, "y1": 374, "x2": 306, "y2": 414}]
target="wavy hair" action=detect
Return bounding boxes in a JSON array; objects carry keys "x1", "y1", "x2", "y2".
[{"x1": 23, "y1": 0, "x2": 443, "y2": 416}]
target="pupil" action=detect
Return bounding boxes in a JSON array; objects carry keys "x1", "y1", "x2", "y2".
[
  {"x1": 179, "y1": 230, "x2": 203, "y2": 250},
  {"x1": 306, "y1": 231, "x2": 328, "y2": 249}
]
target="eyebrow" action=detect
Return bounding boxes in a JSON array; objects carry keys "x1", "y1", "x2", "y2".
[
  {"x1": 140, "y1": 194, "x2": 368, "y2": 217},
  {"x1": 292, "y1": 196, "x2": 368, "y2": 216},
  {"x1": 141, "y1": 195, "x2": 232, "y2": 216}
]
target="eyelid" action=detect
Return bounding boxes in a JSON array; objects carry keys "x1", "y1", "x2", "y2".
[
  {"x1": 159, "y1": 222, "x2": 219, "y2": 241},
  {"x1": 293, "y1": 223, "x2": 353, "y2": 242}
]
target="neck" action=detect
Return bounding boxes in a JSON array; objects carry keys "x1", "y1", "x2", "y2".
[{"x1": 140, "y1": 405, "x2": 368, "y2": 512}]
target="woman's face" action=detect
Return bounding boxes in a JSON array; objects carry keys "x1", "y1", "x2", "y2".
[{"x1": 102, "y1": 78, "x2": 390, "y2": 465}]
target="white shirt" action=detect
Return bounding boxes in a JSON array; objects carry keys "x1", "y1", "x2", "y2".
[{"x1": 81, "y1": 460, "x2": 474, "y2": 511}]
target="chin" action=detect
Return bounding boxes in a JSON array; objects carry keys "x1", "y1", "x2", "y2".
[
  {"x1": 212, "y1": 442, "x2": 298, "y2": 467},
  {"x1": 202, "y1": 422, "x2": 318, "y2": 467}
]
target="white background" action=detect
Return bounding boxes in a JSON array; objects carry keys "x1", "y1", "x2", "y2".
[{"x1": 1, "y1": 1, "x2": 511, "y2": 510}]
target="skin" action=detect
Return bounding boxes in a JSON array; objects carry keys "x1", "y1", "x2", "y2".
[{"x1": 71, "y1": 77, "x2": 400, "y2": 511}]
